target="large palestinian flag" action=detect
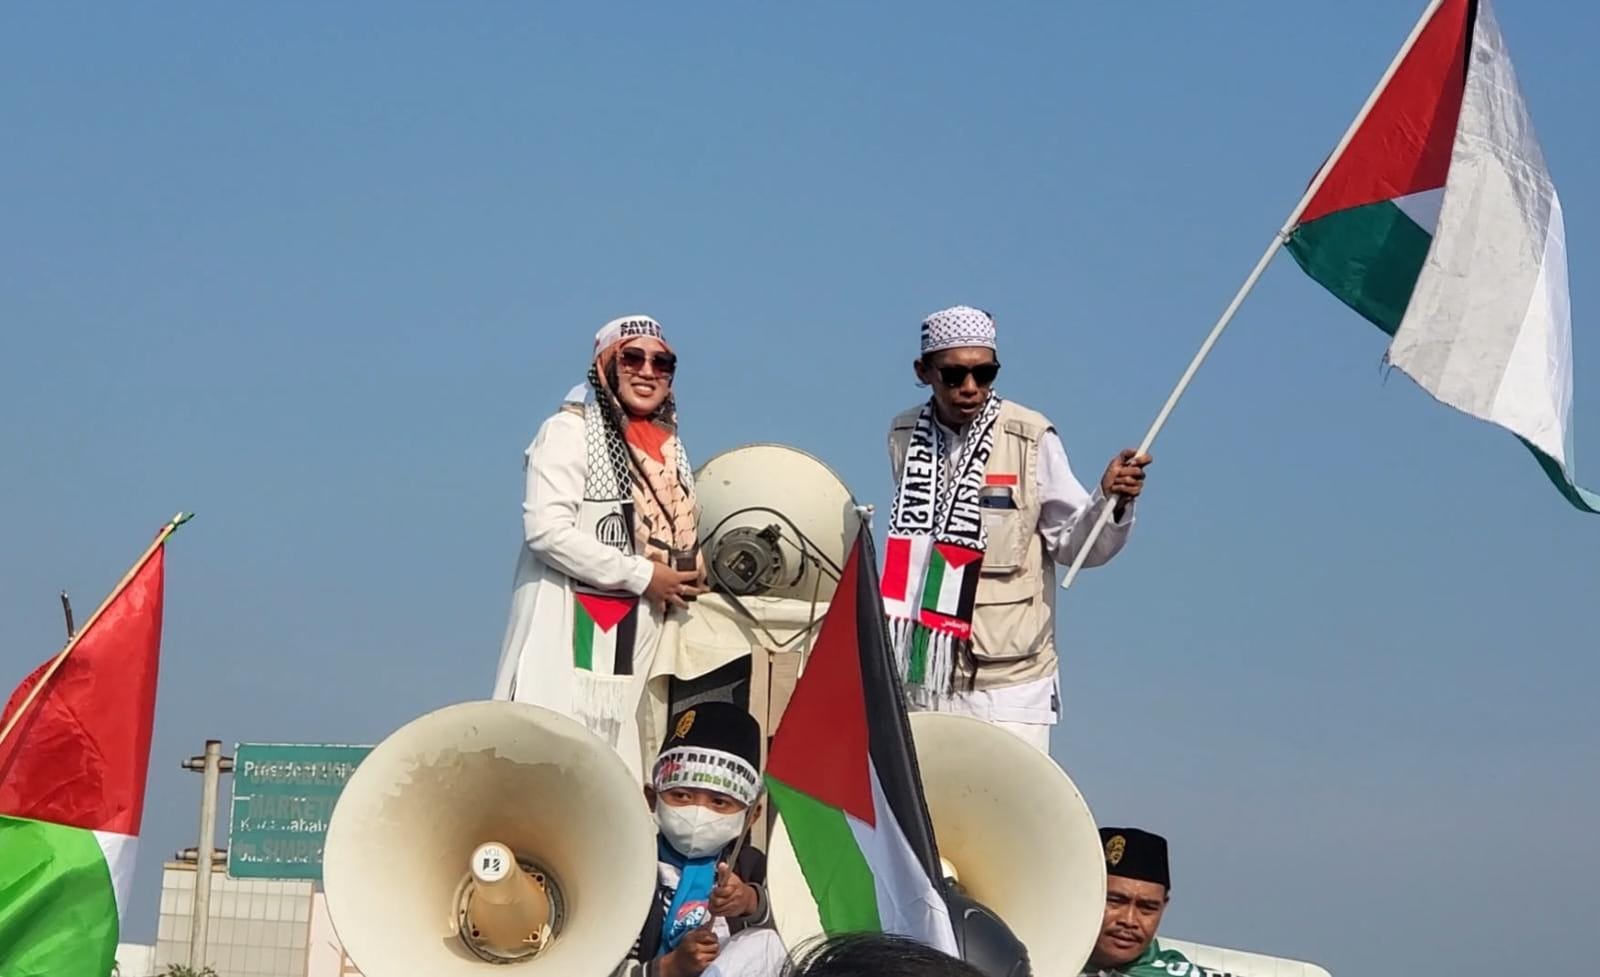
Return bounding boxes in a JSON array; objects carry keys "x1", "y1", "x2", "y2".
[
  {"x1": 1287, "y1": 0, "x2": 1596, "y2": 511},
  {"x1": 0, "y1": 542, "x2": 167, "y2": 977},
  {"x1": 766, "y1": 525, "x2": 957, "y2": 953}
]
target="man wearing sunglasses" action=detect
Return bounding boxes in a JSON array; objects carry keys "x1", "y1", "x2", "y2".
[{"x1": 884, "y1": 306, "x2": 1150, "y2": 751}]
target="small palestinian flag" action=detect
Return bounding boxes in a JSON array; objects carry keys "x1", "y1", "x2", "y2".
[
  {"x1": 767, "y1": 525, "x2": 958, "y2": 954},
  {"x1": 917, "y1": 542, "x2": 982, "y2": 638},
  {"x1": 573, "y1": 591, "x2": 639, "y2": 676},
  {"x1": 0, "y1": 542, "x2": 167, "y2": 977},
  {"x1": 1287, "y1": 0, "x2": 1596, "y2": 511}
]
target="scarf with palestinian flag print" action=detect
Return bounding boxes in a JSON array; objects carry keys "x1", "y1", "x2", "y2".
[
  {"x1": 567, "y1": 358, "x2": 694, "y2": 748},
  {"x1": 883, "y1": 394, "x2": 1001, "y2": 696}
]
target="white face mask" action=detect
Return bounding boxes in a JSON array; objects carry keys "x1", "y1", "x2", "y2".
[{"x1": 656, "y1": 801, "x2": 746, "y2": 859}]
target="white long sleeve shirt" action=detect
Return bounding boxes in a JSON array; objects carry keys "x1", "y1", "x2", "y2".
[
  {"x1": 1034, "y1": 426, "x2": 1135, "y2": 568},
  {"x1": 520, "y1": 407, "x2": 656, "y2": 597}
]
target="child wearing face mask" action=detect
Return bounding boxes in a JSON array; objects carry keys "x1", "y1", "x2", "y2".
[{"x1": 621, "y1": 701, "x2": 786, "y2": 977}]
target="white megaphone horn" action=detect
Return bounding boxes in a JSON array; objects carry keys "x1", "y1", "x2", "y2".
[
  {"x1": 767, "y1": 713, "x2": 1107, "y2": 977},
  {"x1": 322, "y1": 700, "x2": 657, "y2": 977},
  {"x1": 695, "y1": 443, "x2": 861, "y2": 608}
]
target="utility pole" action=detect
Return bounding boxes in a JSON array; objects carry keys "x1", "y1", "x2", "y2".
[{"x1": 181, "y1": 740, "x2": 234, "y2": 969}]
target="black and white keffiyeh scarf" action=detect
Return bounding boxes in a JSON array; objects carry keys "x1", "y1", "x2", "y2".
[
  {"x1": 580, "y1": 363, "x2": 696, "y2": 553},
  {"x1": 883, "y1": 394, "x2": 1003, "y2": 695}
]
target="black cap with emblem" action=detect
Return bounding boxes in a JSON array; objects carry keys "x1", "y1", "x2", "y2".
[
  {"x1": 1098, "y1": 827, "x2": 1171, "y2": 890},
  {"x1": 661, "y1": 701, "x2": 762, "y2": 772}
]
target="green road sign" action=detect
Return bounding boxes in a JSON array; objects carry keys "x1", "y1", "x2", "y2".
[{"x1": 227, "y1": 743, "x2": 371, "y2": 881}]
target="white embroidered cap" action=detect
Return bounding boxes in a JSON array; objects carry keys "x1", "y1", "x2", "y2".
[
  {"x1": 594, "y1": 314, "x2": 665, "y2": 353},
  {"x1": 920, "y1": 305, "x2": 996, "y2": 355}
]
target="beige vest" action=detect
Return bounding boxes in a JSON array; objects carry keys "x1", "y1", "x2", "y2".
[{"x1": 888, "y1": 399, "x2": 1058, "y2": 692}]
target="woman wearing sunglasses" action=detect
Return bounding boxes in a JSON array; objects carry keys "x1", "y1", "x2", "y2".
[
  {"x1": 492, "y1": 314, "x2": 706, "y2": 783},
  {"x1": 884, "y1": 305, "x2": 1151, "y2": 753}
]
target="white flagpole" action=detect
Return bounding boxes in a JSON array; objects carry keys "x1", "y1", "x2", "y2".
[{"x1": 1060, "y1": 0, "x2": 1449, "y2": 592}]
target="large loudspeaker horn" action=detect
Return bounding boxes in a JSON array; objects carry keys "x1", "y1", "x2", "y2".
[
  {"x1": 910, "y1": 714, "x2": 1106, "y2": 976},
  {"x1": 767, "y1": 713, "x2": 1106, "y2": 977},
  {"x1": 1158, "y1": 939, "x2": 1335, "y2": 977},
  {"x1": 694, "y1": 444, "x2": 860, "y2": 603},
  {"x1": 323, "y1": 701, "x2": 657, "y2": 977}
]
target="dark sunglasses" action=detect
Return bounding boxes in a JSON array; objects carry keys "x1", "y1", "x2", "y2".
[
  {"x1": 936, "y1": 361, "x2": 1001, "y2": 388},
  {"x1": 619, "y1": 348, "x2": 677, "y2": 376}
]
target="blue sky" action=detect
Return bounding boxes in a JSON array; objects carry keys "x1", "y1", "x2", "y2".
[{"x1": 3, "y1": 3, "x2": 1596, "y2": 973}]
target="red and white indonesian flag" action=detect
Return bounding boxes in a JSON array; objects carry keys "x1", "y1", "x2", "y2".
[
  {"x1": 880, "y1": 534, "x2": 930, "y2": 625},
  {"x1": 1288, "y1": 0, "x2": 1595, "y2": 511}
]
